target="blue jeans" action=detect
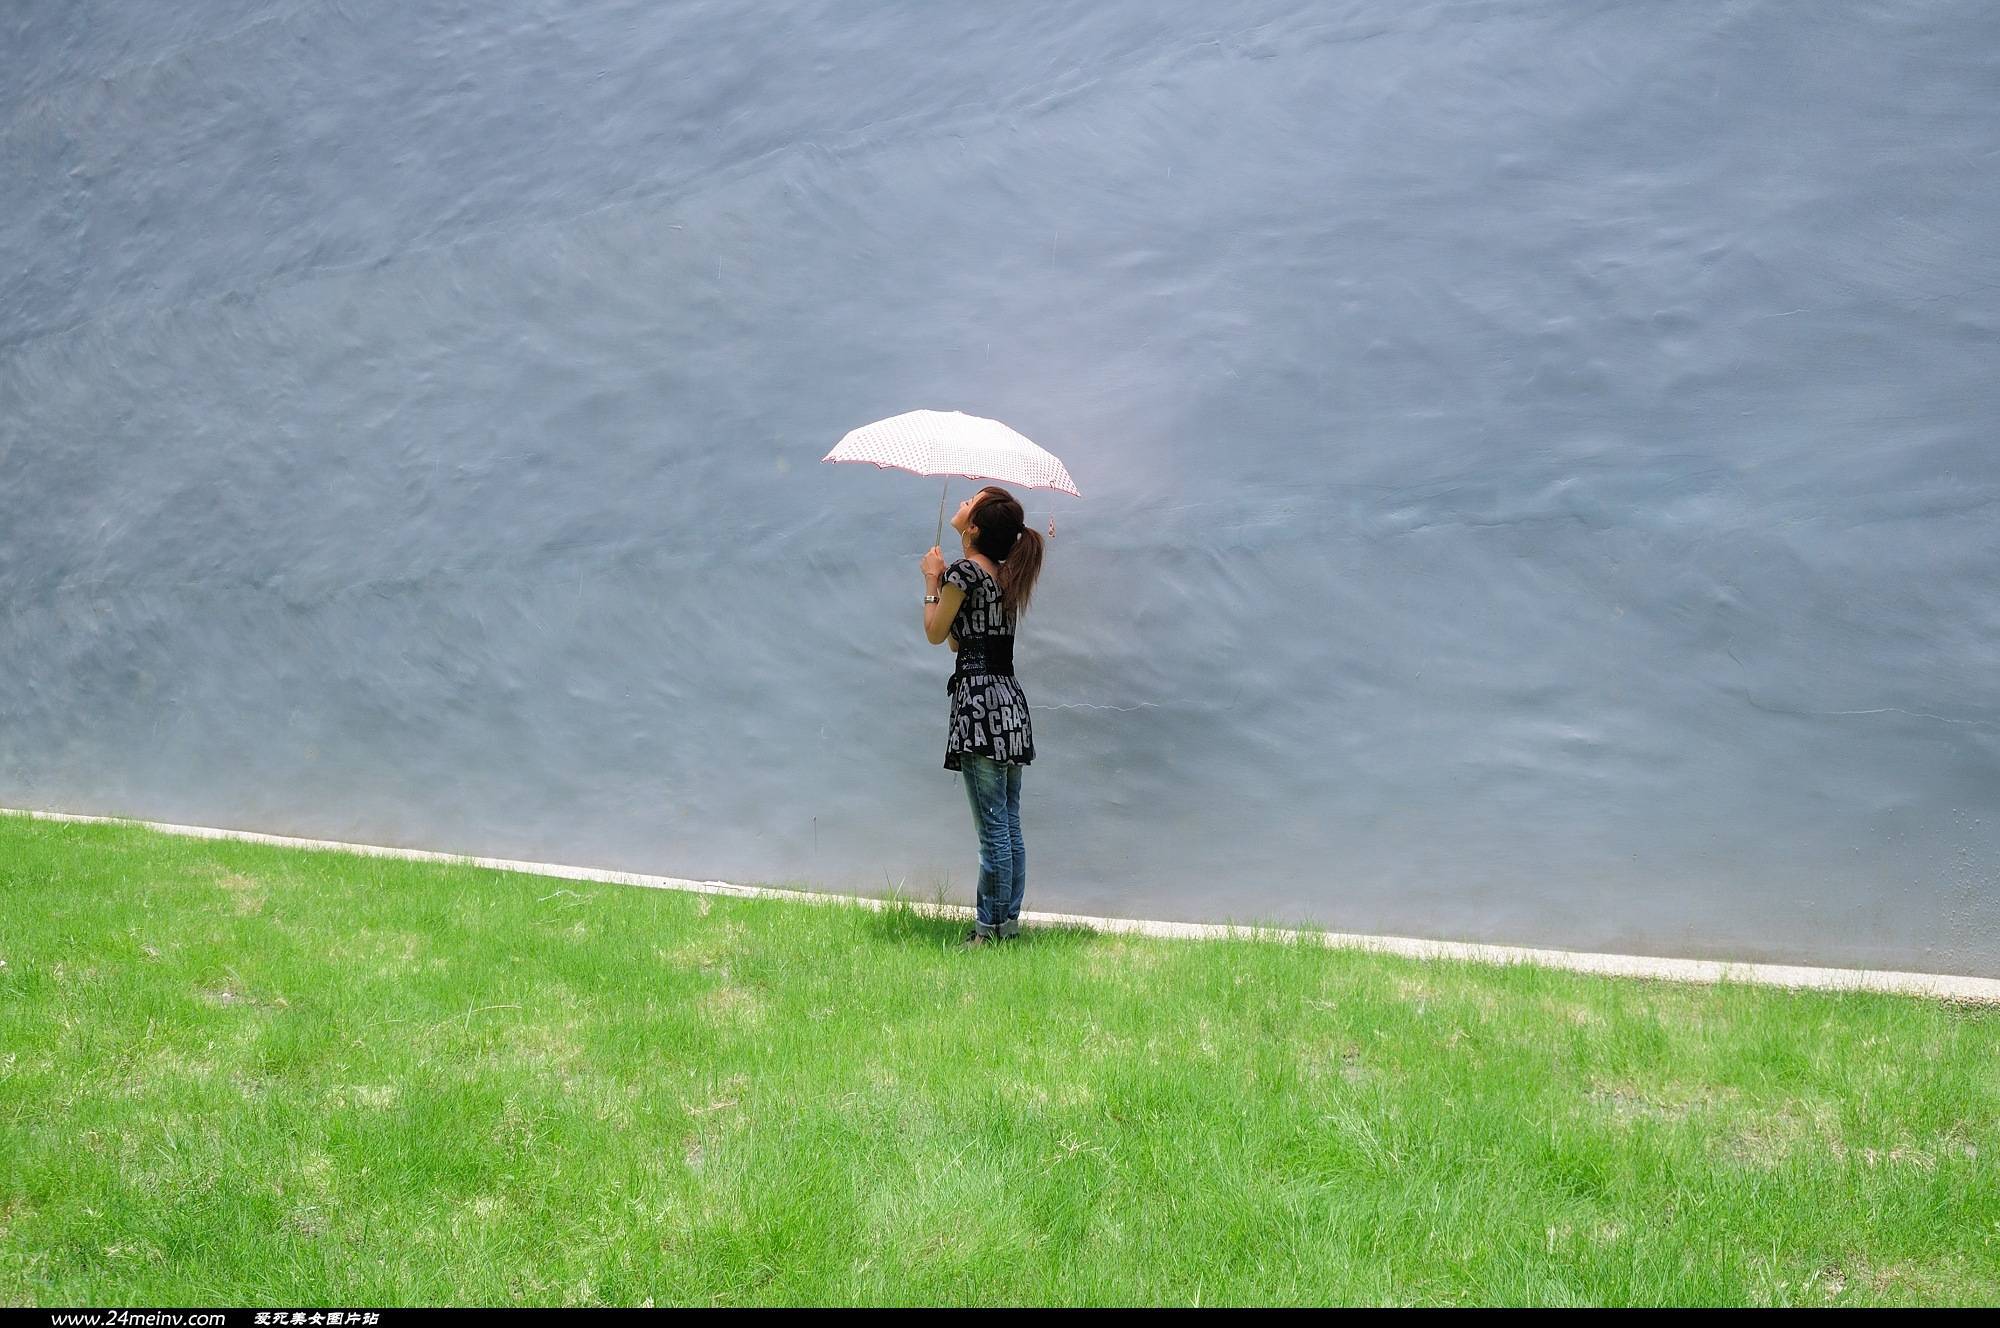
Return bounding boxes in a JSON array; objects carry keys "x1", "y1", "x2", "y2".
[{"x1": 959, "y1": 753, "x2": 1025, "y2": 938}]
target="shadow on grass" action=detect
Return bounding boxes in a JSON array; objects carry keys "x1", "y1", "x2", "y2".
[{"x1": 862, "y1": 892, "x2": 1109, "y2": 953}]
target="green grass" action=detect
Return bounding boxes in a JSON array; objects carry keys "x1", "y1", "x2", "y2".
[{"x1": 1, "y1": 813, "x2": 1996, "y2": 1307}]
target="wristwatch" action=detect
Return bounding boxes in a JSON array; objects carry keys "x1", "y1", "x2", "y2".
[{"x1": 923, "y1": 592, "x2": 941, "y2": 604}]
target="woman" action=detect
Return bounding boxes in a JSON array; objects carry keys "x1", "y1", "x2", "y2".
[{"x1": 919, "y1": 486, "x2": 1046, "y2": 949}]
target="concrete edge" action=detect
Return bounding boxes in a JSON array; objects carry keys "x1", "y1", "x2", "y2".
[{"x1": 7, "y1": 805, "x2": 1998, "y2": 1004}]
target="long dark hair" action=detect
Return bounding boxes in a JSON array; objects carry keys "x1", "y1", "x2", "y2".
[{"x1": 969, "y1": 485, "x2": 1045, "y2": 621}]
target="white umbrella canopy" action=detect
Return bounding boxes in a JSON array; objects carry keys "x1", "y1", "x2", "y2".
[{"x1": 822, "y1": 409, "x2": 1081, "y2": 547}]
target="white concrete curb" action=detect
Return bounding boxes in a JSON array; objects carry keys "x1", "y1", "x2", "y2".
[{"x1": 7, "y1": 805, "x2": 1997, "y2": 1004}]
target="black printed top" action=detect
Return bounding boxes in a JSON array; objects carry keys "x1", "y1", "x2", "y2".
[{"x1": 941, "y1": 558, "x2": 1035, "y2": 771}]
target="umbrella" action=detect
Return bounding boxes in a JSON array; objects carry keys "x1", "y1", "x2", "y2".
[{"x1": 822, "y1": 409, "x2": 1081, "y2": 548}]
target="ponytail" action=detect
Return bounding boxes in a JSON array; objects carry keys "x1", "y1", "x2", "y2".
[{"x1": 970, "y1": 486, "x2": 1045, "y2": 621}]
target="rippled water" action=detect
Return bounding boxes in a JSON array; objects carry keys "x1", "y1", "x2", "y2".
[{"x1": 4, "y1": 1, "x2": 1997, "y2": 974}]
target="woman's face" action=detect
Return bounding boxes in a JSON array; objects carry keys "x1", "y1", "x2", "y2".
[{"x1": 950, "y1": 497, "x2": 979, "y2": 539}]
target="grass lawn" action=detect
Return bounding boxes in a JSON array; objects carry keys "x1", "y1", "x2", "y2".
[{"x1": 1, "y1": 812, "x2": 1996, "y2": 1307}]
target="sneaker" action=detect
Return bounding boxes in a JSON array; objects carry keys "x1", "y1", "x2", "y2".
[{"x1": 998, "y1": 924, "x2": 1021, "y2": 941}]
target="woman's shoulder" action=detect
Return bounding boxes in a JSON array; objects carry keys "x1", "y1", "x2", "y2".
[{"x1": 946, "y1": 556, "x2": 992, "y2": 582}]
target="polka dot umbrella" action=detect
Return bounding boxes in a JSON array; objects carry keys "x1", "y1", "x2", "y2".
[{"x1": 822, "y1": 409, "x2": 1082, "y2": 549}]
